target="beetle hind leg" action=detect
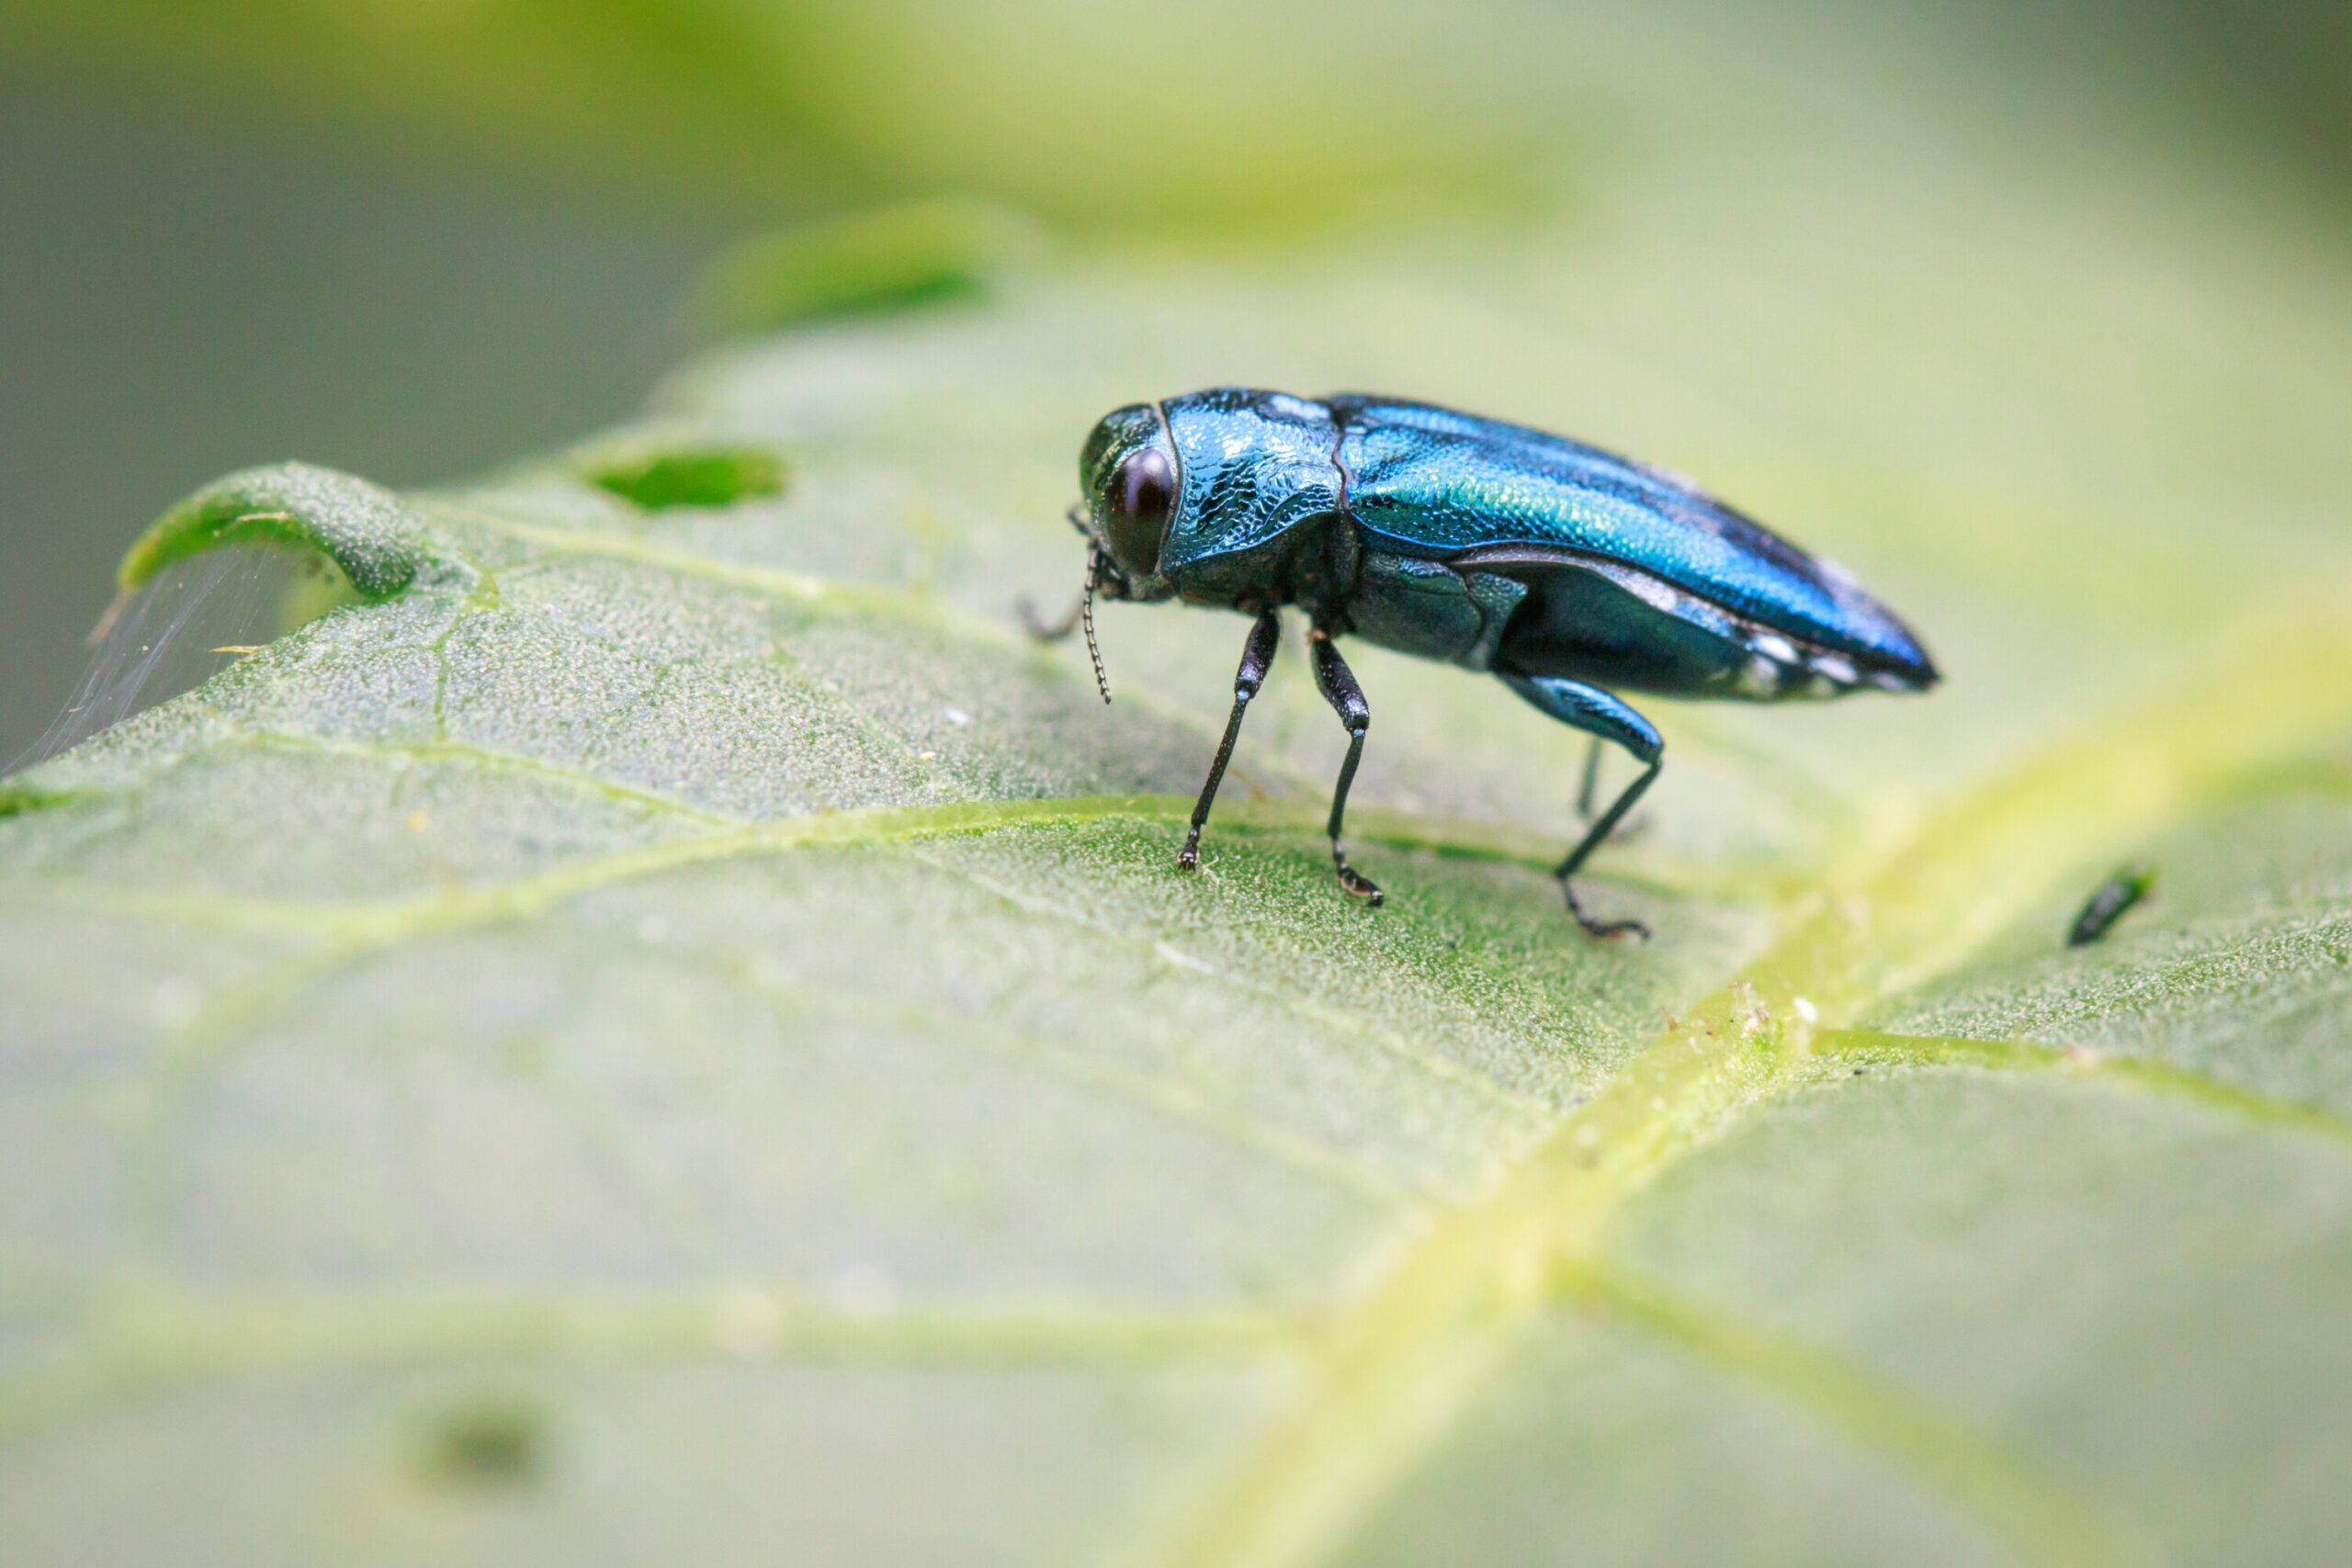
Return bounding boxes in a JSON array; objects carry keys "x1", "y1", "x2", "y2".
[
  {"x1": 1499, "y1": 673, "x2": 1664, "y2": 940},
  {"x1": 1576, "y1": 735, "x2": 1603, "y2": 819},
  {"x1": 1310, "y1": 630, "x2": 1384, "y2": 906}
]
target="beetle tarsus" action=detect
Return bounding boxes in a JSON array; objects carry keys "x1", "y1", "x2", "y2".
[
  {"x1": 1561, "y1": 878, "x2": 1649, "y2": 941},
  {"x1": 1553, "y1": 753, "x2": 1663, "y2": 940},
  {"x1": 1333, "y1": 843, "x2": 1384, "y2": 904},
  {"x1": 1181, "y1": 610, "x2": 1283, "y2": 870}
]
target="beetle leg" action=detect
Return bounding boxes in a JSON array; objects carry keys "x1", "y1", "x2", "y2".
[
  {"x1": 1016, "y1": 592, "x2": 1083, "y2": 641},
  {"x1": 1179, "y1": 610, "x2": 1283, "y2": 871},
  {"x1": 1576, "y1": 735, "x2": 1603, "y2": 819},
  {"x1": 1309, "y1": 630, "x2": 1383, "y2": 906},
  {"x1": 1499, "y1": 673, "x2": 1665, "y2": 940},
  {"x1": 1019, "y1": 543, "x2": 1110, "y2": 702}
]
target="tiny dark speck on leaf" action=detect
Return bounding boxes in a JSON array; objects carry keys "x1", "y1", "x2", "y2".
[
  {"x1": 421, "y1": 1400, "x2": 543, "y2": 1490},
  {"x1": 2068, "y1": 864, "x2": 2156, "y2": 947},
  {"x1": 590, "y1": 447, "x2": 786, "y2": 511}
]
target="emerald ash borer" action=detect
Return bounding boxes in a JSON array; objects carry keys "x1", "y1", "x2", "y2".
[{"x1": 1028, "y1": 389, "x2": 1939, "y2": 938}]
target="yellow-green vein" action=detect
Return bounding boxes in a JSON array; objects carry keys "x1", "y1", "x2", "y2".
[{"x1": 1163, "y1": 619, "x2": 2352, "y2": 1568}]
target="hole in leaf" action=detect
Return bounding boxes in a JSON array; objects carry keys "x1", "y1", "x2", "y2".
[
  {"x1": 691, "y1": 196, "x2": 1041, "y2": 335},
  {"x1": 11, "y1": 546, "x2": 362, "y2": 771},
  {"x1": 0, "y1": 786, "x2": 75, "y2": 819},
  {"x1": 588, "y1": 447, "x2": 786, "y2": 511},
  {"x1": 418, "y1": 1398, "x2": 544, "y2": 1491}
]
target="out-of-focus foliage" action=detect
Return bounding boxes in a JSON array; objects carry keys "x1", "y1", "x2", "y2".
[
  {"x1": 4, "y1": 2, "x2": 2352, "y2": 1565},
  {"x1": 9, "y1": 0, "x2": 2346, "y2": 228},
  {"x1": 0, "y1": 0, "x2": 1546, "y2": 225},
  {"x1": 689, "y1": 197, "x2": 1046, "y2": 336}
]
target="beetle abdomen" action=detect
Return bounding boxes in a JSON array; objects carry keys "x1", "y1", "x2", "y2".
[
  {"x1": 1342, "y1": 551, "x2": 1530, "y2": 670},
  {"x1": 1487, "y1": 550, "x2": 1928, "y2": 701}
]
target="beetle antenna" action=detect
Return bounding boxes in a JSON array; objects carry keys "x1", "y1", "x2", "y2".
[{"x1": 1081, "y1": 544, "x2": 1110, "y2": 704}]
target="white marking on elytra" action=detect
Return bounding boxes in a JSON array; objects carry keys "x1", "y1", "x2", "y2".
[
  {"x1": 1579, "y1": 554, "x2": 1900, "y2": 700},
  {"x1": 1613, "y1": 570, "x2": 1683, "y2": 614}
]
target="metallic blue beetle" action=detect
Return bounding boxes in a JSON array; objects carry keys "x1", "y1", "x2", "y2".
[{"x1": 1030, "y1": 389, "x2": 1938, "y2": 937}]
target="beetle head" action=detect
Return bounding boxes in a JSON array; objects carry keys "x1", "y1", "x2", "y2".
[{"x1": 1078, "y1": 402, "x2": 1181, "y2": 604}]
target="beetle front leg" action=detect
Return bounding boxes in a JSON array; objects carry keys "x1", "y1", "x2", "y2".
[
  {"x1": 1179, "y1": 609, "x2": 1283, "y2": 870},
  {"x1": 1308, "y1": 630, "x2": 1383, "y2": 905},
  {"x1": 1016, "y1": 592, "x2": 1083, "y2": 641},
  {"x1": 1500, "y1": 673, "x2": 1665, "y2": 940}
]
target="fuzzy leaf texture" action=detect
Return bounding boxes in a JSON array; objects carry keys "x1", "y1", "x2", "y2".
[{"x1": 6, "y1": 13, "x2": 2352, "y2": 1567}]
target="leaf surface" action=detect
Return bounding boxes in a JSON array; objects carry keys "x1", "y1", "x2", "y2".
[{"x1": 6, "y1": 15, "x2": 2352, "y2": 1567}]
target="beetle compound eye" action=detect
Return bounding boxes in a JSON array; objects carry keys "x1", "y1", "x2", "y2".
[{"x1": 1107, "y1": 446, "x2": 1174, "y2": 577}]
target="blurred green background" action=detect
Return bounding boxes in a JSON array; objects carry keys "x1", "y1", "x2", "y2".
[{"x1": 1, "y1": 0, "x2": 2346, "y2": 761}]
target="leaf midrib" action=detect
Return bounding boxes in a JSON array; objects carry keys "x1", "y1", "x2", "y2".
[{"x1": 1164, "y1": 616, "x2": 2352, "y2": 1568}]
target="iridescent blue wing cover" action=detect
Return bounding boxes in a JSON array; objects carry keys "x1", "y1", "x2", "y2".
[{"x1": 1331, "y1": 396, "x2": 1938, "y2": 696}]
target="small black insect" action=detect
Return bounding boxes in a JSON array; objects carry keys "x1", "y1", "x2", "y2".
[{"x1": 2067, "y1": 865, "x2": 2156, "y2": 947}]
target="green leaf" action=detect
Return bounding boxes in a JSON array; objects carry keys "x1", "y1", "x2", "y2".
[{"x1": 9, "y1": 17, "x2": 2352, "y2": 1568}]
